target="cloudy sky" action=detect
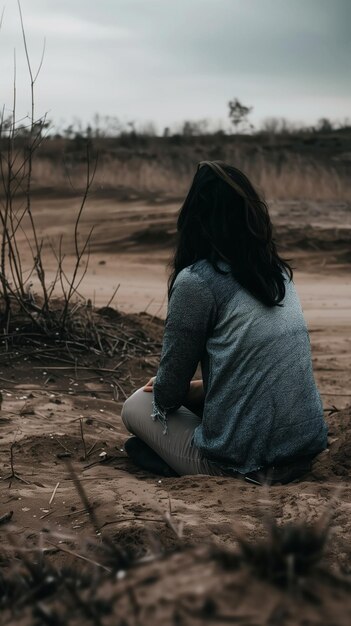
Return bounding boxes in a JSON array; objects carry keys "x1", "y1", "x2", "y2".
[{"x1": 0, "y1": 0, "x2": 350, "y2": 133}]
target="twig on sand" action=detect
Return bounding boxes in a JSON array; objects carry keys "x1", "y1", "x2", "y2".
[
  {"x1": 87, "y1": 441, "x2": 99, "y2": 457},
  {"x1": 321, "y1": 392, "x2": 351, "y2": 397},
  {"x1": 324, "y1": 404, "x2": 342, "y2": 416},
  {"x1": 45, "y1": 539, "x2": 111, "y2": 572},
  {"x1": 99, "y1": 516, "x2": 171, "y2": 530},
  {"x1": 0, "y1": 386, "x2": 115, "y2": 396},
  {"x1": 0, "y1": 510, "x2": 14, "y2": 525},
  {"x1": 65, "y1": 460, "x2": 101, "y2": 535},
  {"x1": 79, "y1": 418, "x2": 87, "y2": 460},
  {"x1": 72, "y1": 416, "x2": 118, "y2": 430},
  {"x1": 105, "y1": 283, "x2": 120, "y2": 309},
  {"x1": 39, "y1": 510, "x2": 53, "y2": 520},
  {"x1": 143, "y1": 298, "x2": 155, "y2": 314},
  {"x1": 53, "y1": 436, "x2": 73, "y2": 454},
  {"x1": 32, "y1": 365, "x2": 131, "y2": 374},
  {"x1": 49, "y1": 481, "x2": 60, "y2": 506},
  {"x1": 112, "y1": 379, "x2": 128, "y2": 400},
  {"x1": 2, "y1": 441, "x2": 31, "y2": 486},
  {"x1": 54, "y1": 507, "x2": 89, "y2": 519},
  {"x1": 0, "y1": 376, "x2": 16, "y2": 384}
]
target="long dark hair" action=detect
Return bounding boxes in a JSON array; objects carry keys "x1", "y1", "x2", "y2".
[{"x1": 169, "y1": 161, "x2": 293, "y2": 307}]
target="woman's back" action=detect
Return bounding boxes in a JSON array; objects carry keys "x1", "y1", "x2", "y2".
[{"x1": 157, "y1": 259, "x2": 327, "y2": 474}]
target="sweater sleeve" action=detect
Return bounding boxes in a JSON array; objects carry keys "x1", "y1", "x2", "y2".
[{"x1": 152, "y1": 267, "x2": 217, "y2": 432}]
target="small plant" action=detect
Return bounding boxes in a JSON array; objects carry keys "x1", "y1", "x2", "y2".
[{"x1": 238, "y1": 520, "x2": 328, "y2": 587}]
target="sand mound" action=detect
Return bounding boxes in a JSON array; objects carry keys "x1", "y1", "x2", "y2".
[{"x1": 312, "y1": 406, "x2": 351, "y2": 480}]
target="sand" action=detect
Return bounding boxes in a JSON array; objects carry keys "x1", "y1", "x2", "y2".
[{"x1": 0, "y1": 195, "x2": 350, "y2": 624}]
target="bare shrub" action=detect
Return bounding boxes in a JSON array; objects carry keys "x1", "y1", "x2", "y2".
[{"x1": 0, "y1": 3, "x2": 99, "y2": 346}]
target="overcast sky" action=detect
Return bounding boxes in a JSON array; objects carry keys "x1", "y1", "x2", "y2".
[{"x1": 0, "y1": 0, "x2": 350, "y2": 133}]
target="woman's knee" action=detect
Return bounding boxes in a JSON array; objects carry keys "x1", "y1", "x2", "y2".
[
  {"x1": 121, "y1": 390, "x2": 139, "y2": 431},
  {"x1": 121, "y1": 396, "x2": 133, "y2": 432},
  {"x1": 121, "y1": 387, "x2": 152, "y2": 433}
]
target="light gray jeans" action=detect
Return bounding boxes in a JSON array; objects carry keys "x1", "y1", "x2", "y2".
[{"x1": 121, "y1": 388, "x2": 224, "y2": 476}]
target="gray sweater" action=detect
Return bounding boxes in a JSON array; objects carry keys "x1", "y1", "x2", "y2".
[{"x1": 153, "y1": 260, "x2": 327, "y2": 474}]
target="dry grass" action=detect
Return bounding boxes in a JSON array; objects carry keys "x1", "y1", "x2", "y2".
[
  {"x1": 0, "y1": 300, "x2": 162, "y2": 403},
  {"x1": 30, "y1": 151, "x2": 351, "y2": 202}
]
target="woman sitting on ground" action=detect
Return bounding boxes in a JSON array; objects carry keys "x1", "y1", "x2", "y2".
[{"x1": 122, "y1": 161, "x2": 327, "y2": 484}]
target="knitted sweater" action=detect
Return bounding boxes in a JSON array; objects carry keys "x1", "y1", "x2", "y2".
[{"x1": 153, "y1": 260, "x2": 327, "y2": 474}]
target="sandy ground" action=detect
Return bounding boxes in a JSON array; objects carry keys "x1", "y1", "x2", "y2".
[
  {"x1": 17, "y1": 194, "x2": 351, "y2": 408},
  {"x1": 1, "y1": 195, "x2": 351, "y2": 623}
]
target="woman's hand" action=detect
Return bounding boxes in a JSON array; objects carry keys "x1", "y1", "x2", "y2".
[
  {"x1": 143, "y1": 377, "x2": 204, "y2": 413},
  {"x1": 143, "y1": 376, "x2": 156, "y2": 392}
]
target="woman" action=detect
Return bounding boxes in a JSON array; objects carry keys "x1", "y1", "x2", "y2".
[{"x1": 122, "y1": 161, "x2": 327, "y2": 484}]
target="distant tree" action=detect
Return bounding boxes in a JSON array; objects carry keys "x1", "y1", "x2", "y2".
[
  {"x1": 72, "y1": 132, "x2": 87, "y2": 152},
  {"x1": 261, "y1": 117, "x2": 282, "y2": 135},
  {"x1": 85, "y1": 124, "x2": 93, "y2": 139},
  {"x1": 93, "y1": 113, "x2": 102, "y2": 137},
  {"x1": 127, "y1": 121, "x2": 136, "y2": 135},
  {"x1": 260, "y1": 117, "x2": 297, "y2": 135},
  {"x1": 316, "y1": 117, "x2": 334, "y2": 133},
  {"x1": 0, "y1": 115, "x2": 12, "y2": 134},
  {"x1": 63, "y1": 124, "x2": 75, "y2": 140},
  {"x1": 182, "y1": 119, "x2": 209, "y2": 136},
  {"x1": 138, "y1": 121, "x2": 157, "y2": 137},
  {"x1": 338, "y1": 117, "x2": 351, "y2": 130},
  {"x1": 182, "y1": 121, "x2": 193, "y2": 136},
  {"x1": 101, "y1": 115, "x2": 122, "y2": 137},
  {"x1": 228, "y1": 98, "x2": 253, "y2": 133},
  {"x1": 1, "y1": 115, "x2": 50, "y2": 139}
]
